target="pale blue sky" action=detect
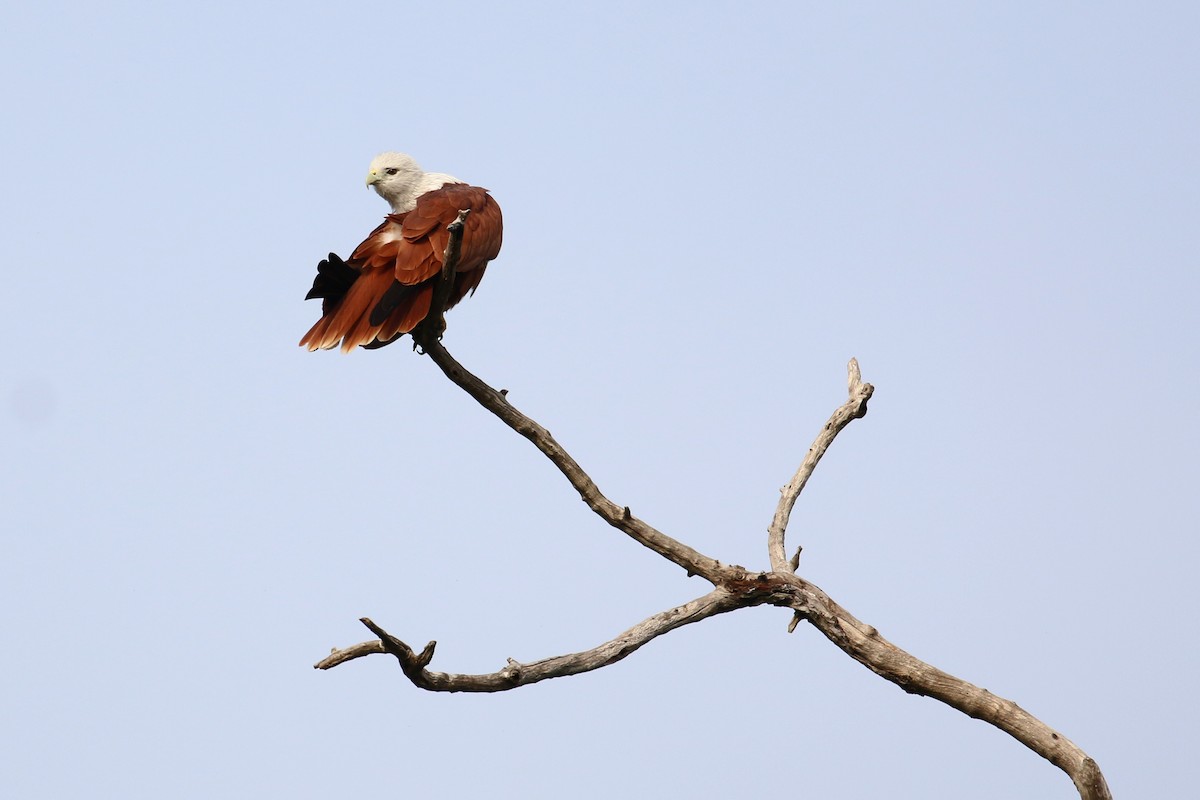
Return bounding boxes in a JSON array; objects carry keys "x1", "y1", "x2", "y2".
[{"x1": 2, "y1": 2, "x2": 1197, "y2": 797}]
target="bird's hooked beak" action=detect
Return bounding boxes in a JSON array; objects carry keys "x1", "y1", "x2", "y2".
[{"x1": 365, "y1": 170, "x2": 380, "y2": 189}]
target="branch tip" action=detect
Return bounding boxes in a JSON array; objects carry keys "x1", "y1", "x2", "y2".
[
  {"x1": 767, "y1": 359, "x2": 873, "y2": 572},
  {"x1": 447, "y1": 208, "x2": 471, "y2": 232},
  {"x1": 414, "y1": 208, "x2": 470, "y2": 346}
]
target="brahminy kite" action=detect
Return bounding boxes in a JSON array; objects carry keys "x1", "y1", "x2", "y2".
[{"x1": 300, "y1": 152, "x2": 503, "y2": 351}]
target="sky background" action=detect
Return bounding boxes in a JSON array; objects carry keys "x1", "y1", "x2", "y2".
[{"x1": 2, "y1": 2, "x2": 1197, "y2": 797}]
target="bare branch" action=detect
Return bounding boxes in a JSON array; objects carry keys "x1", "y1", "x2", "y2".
[
  {"x1": 413, "y1": 208, "x2": 471, "y2": 345},
  {"x1": 316, "y1": 589, "x2": 749, "y2": 690},
  {"x1": 420, "y1": 338, "x2": 733, "y2": 583},
  {"x1": 432, "y1": 209, "x2": 469, "y2": 335},
  {"x1": 315, "y1": 343, "x2": 1111, "y2": 798},
  {"x1": 767, "y1": 358, "x2": 873, "y2": 571},
  {"x1": 777, "y1": 572, "x2": 1111, "y2": 800}
]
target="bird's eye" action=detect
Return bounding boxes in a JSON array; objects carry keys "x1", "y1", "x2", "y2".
[{"x1": 385, "y1": 168, "x2": 399, "y2": 175}]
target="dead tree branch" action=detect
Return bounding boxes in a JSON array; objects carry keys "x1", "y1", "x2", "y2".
[
  {"x1": 768, "y1": 357, "x2": 873, "y2": 572},
  {"x1": 319, "y1": 218, "x2": 1110, "y2": 799},
  {"x1": 419, "y1": 208, "x2": 469, "y2": 341},
  {"x1": 420, "y1": 337, "x2": 732, "y2": 582},
  {"x1": 771, "y1": 571, "x2": 1109, "y2": 800},
  {"x1": 316, "y1": 349, "x2": 1109, "y2": 798},
  {"x1": 316, "y1": 588, "x2": 750, "y2": 689}
]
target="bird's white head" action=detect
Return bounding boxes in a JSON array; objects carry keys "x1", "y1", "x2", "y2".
[{"x1": 364, "y1": 152, "x2": 456, "y2": 214}]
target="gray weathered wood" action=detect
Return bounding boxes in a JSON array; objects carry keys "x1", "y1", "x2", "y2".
[{"x1": 317, "y1": 218, "x2": 1111, "y2": 799}]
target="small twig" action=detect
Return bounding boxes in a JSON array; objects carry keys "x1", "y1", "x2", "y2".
[
  {"x1": 415, "y1": 209, "x2": 470, "y2": 347},
  {"x1": 314, "y1": 639, "x2": 385, "y2": 669},
  {"x1": 767, "y1": 358, "x2": 873, "y2": 572}
]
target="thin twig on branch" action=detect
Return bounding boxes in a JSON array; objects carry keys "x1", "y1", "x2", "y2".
[
  {"x1": 768, "y1": 358, "x2": 873, "y2": 572},
  {"x1": 431, "y1": 209, "x2": 469, "y2": 337}
]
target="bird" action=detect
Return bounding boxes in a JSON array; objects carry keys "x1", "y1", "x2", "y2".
[{"x1": 300, "y1": 152, "x2": 503, "y2": 352}]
